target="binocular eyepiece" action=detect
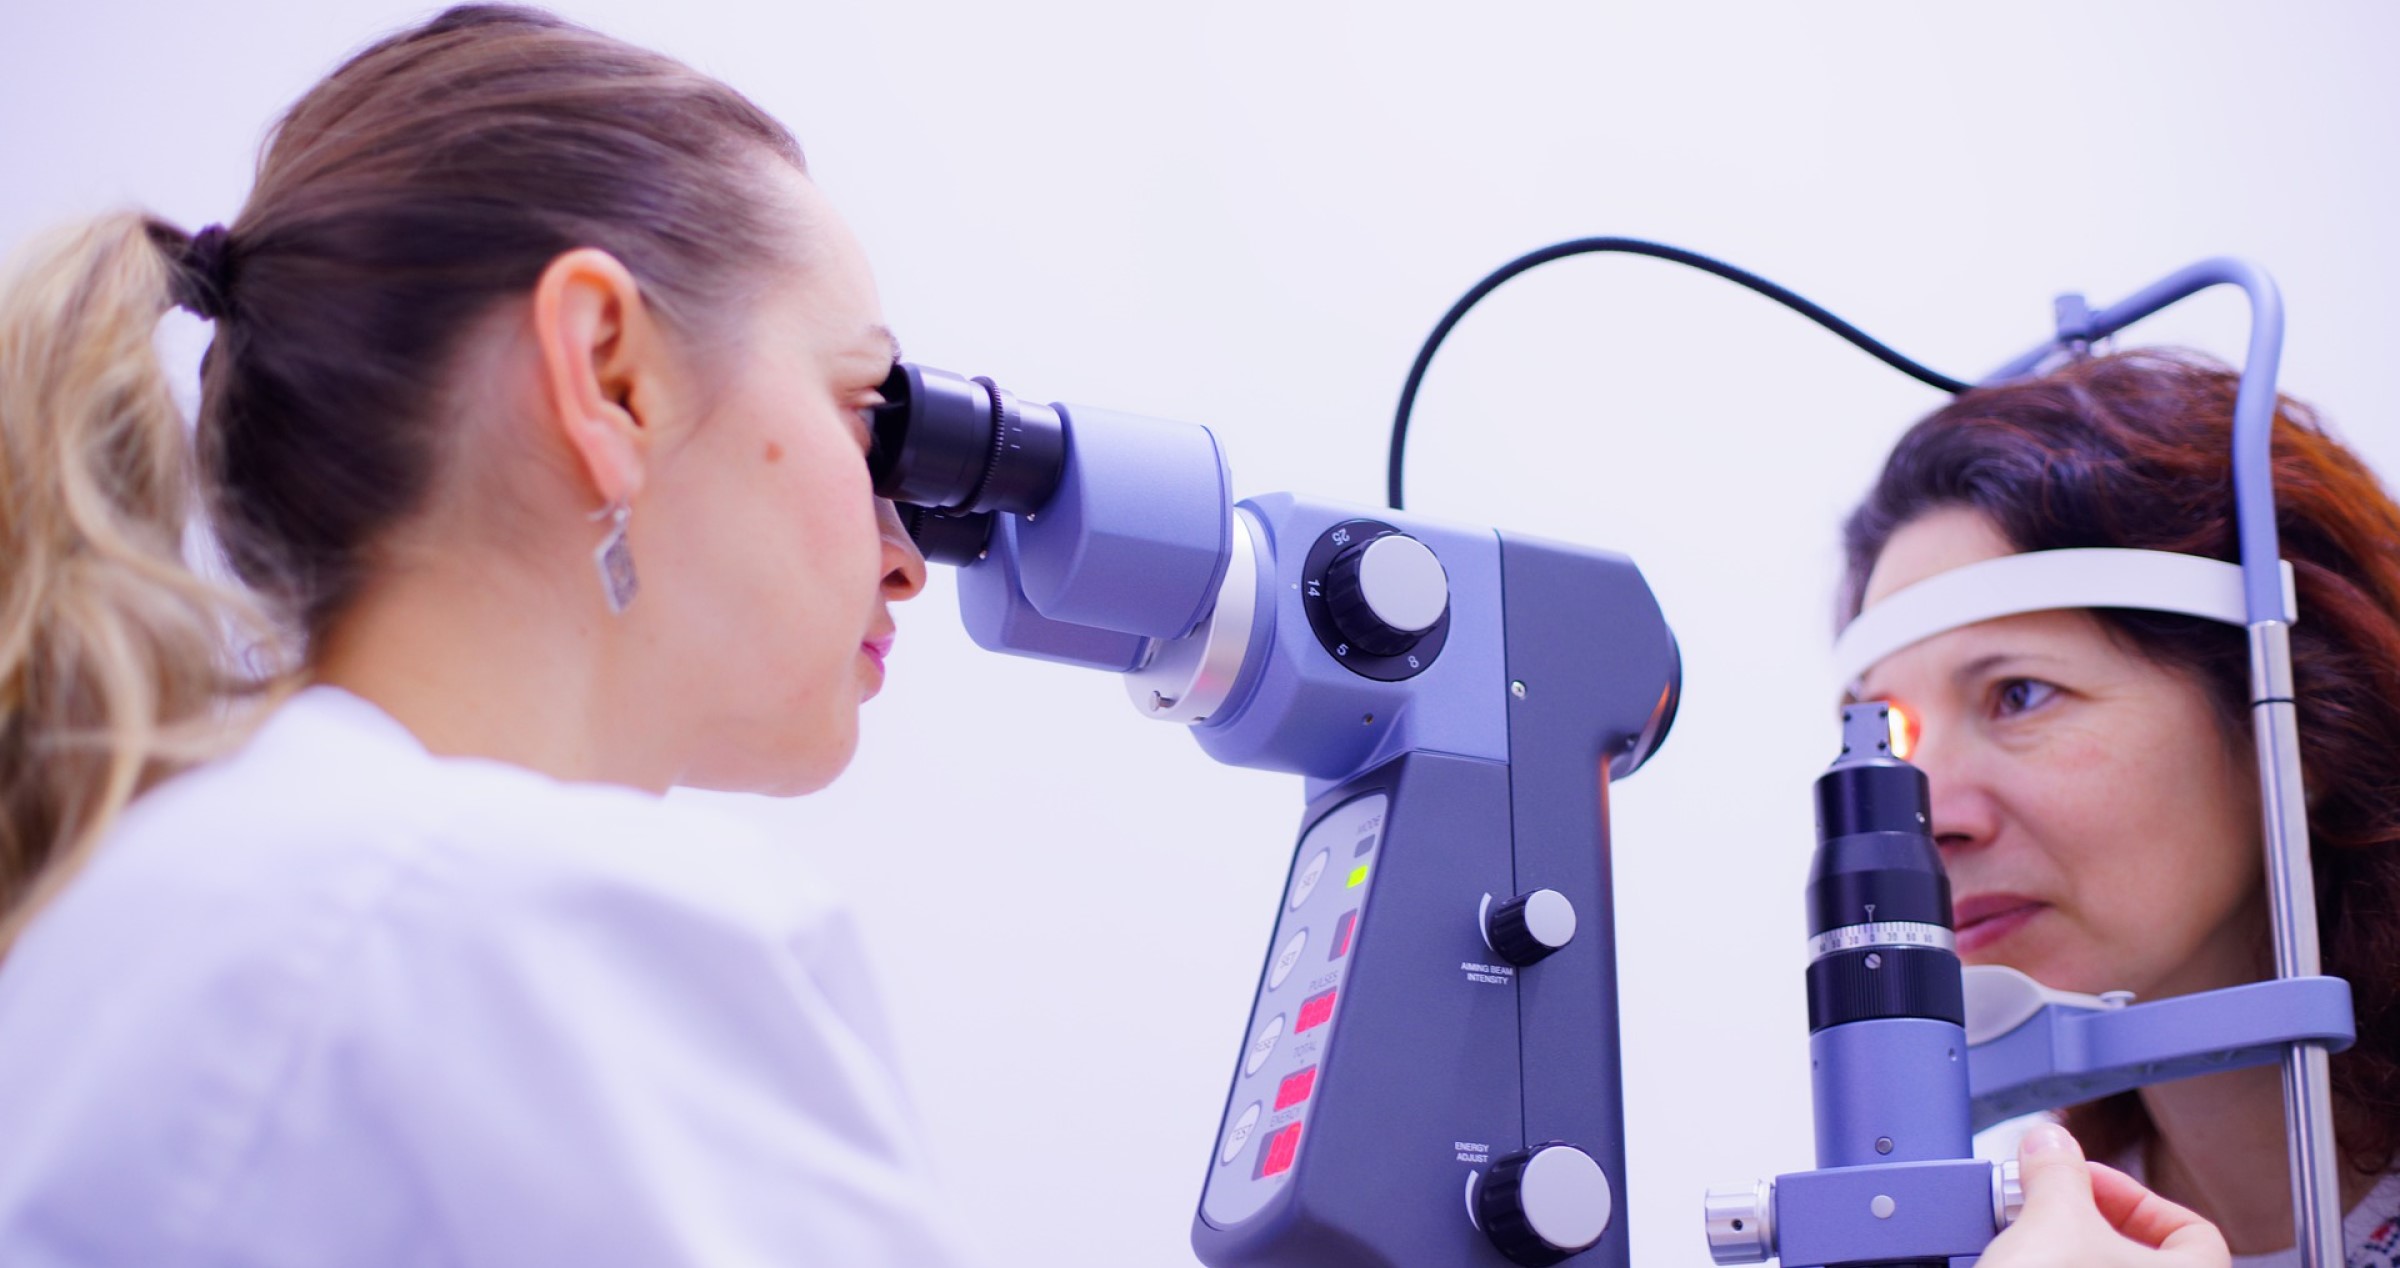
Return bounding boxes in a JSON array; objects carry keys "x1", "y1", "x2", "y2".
[{"x1": 870, "y1": 363, "x2": 1068, "y2": 565}]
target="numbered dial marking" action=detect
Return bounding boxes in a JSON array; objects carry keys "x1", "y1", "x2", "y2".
[
  {"x1": 1805, "y1": 921, "x2": 1956, "y2": 961},
  {"x1": 1301, "y1": 519, "x2": 1451, "y2": 681}
]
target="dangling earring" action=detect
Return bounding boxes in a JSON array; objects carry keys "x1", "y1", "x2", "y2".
[{"x1": 591, "y1": 501, "x2": 639, "y2": 614}]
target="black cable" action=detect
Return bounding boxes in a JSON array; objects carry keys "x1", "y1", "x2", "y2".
[{"x1": 1387, "y1": 237, "x2": 1972, "y2": 510}]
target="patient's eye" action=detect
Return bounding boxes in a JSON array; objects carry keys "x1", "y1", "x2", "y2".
[{"x1": 1994, "y1": 678, "x2": 2057, "y2": 717}]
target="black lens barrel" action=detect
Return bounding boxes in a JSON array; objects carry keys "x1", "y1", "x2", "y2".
[
  {"x1": 1815, "y1": 756, "x2": 1930, "y2": 842},
  {"x1": 1804, "y1": 704, "x2": 1959, "y2": 1033},
  {"x1": 1806, "y1": 708, "x2": 1948, "y2": 938},
  {"x1": 1805, "y1": 946, "x2": 1963, "y2": 1029},
  {"x1": 1806, "y1": 830, "x2": 1951, "y2": 937},
  {"x1": 900, "y1": 506, "x2": 995, "y2": 567},
  {"x1": 870, "y1": 363, "x2": 1068, "y2": 518}
]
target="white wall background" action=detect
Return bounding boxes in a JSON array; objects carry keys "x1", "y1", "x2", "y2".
[{"x1": 7, "y1": 4, "x2": 2397, "y2": 1265}]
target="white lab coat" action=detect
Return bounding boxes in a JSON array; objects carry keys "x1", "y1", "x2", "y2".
[{"x1": 0, "y1": 686, "x2": 972, "y2": 1267}]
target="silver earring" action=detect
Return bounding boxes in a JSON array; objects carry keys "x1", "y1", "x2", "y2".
[{"x1": 591, "y1": 501, "x2": 638, "y2": 614}]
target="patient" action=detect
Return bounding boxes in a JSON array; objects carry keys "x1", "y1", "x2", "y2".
[{"x1": 1839, "y1": 350, "x2": 2400, "y2": 1266}]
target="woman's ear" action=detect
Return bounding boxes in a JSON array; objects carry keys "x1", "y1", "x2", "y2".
[{"x1": 532, "y1": 247, "x2": 654, "y2": 506}]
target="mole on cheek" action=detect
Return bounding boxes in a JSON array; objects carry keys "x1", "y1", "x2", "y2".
[{"x1": 764, "y1": 440, "x2": 785, "y2": 463}]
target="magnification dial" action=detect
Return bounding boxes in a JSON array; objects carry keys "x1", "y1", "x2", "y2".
[{"x1": 1301, "y1": 520, "x2": 1451, "y2": 681}]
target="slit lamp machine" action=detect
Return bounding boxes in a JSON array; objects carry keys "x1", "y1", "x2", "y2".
[{"x1": 866, "y1": 244, "x2": 2354, "y2": 1268}]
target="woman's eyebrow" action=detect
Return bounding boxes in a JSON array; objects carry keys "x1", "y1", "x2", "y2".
[
  {"x1": 866, "y1": 323, "x2": 902, "y2": 365},
  {"x1": 1950, "y1": 650, "x2": 2064, "y2": 688}
]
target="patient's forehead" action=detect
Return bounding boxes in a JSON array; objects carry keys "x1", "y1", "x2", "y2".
[{"x1": 1863, "y1": 506, "x2": 2015, "y2": 609}]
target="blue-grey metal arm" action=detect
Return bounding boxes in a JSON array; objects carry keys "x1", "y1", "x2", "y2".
[
  {"x1": 1968, "y1": 977, "x2": 2354, "y2": 1132},
  {"x1": 952, "y1": 402, "x2": 1235, "y2": 672},
  {"x1": 1987, "y1": 259, "x2": 2338, "y2": 1268},
  {"x1": 1983, "y1": 258, "x2": 2289, "y2": 623}
]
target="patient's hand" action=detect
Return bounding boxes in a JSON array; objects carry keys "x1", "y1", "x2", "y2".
[{"x1": 1978, "y1": 1124, "x2": 2230, "y2": 1267}]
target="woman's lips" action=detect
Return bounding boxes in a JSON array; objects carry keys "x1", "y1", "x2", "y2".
[
  {"x1": 861, "y1": 634, "x2": 894, "y2": 675},
  {"x1": 1952, "y1": 894, "x2": 2046, "y2": 954},
  {"x1": 859, "y1": 635, "x2": 896, "y2": 702}
]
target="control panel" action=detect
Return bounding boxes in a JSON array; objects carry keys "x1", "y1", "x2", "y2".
[{"x1": 1202, "y1": 792, "x2": 1389, "y2": 1227}]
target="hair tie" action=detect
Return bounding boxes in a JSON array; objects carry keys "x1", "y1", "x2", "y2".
[{"x1": 175, "y1": 224, "x2": 236, "y2": 321}]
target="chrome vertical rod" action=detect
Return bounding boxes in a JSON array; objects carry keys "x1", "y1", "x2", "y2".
[{"x1": 2254, "y1": 620, "x2": 2343, "y2": 1268}]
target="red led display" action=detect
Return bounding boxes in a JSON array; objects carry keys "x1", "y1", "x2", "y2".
[
  {"x1": 1275, "y1": 1065, "x2": 1318, "y2": 1111},
  {"x1": 1295, "y1": 988, "x2": 1338, "y2": 1033},
  {"x1": 1330, "y1": 910, "x2": 1358, "y2": 960},
  {"x1": 1257, "y1": 1123, "x2": 1303, "y2": 1178}
]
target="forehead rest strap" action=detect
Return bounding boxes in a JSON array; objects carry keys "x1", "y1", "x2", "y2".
[{"x1": 1833, "y1": 547, "x2": 2297, "y2": 689}]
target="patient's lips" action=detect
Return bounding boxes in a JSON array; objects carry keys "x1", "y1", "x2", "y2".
[{"x1": 1952, "y1": 892, "x2": 2045, "y2": 955}]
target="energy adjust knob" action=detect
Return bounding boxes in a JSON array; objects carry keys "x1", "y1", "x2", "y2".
[
  {"x1": 1476, "y1": 1143, "x2": 1614, "y2": 1266},
  {"x1": 1487, "y1": 889, "x2": 1578, "y2": 966},
  {"x1": 1323, "y1": 533, "x2": 1449, "y2": 656}
]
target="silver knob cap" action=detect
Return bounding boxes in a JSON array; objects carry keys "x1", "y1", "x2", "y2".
[
  {"x1": 1478, "y1": 1144, "x2": 1614, "y2": 1265},
  {"x1": 1486, "y1": 889, "x2": 1579, "y2": 966},
  {"x1": 1354, "y1": 534, "x2": 1448, "y2": 634},
  {"x1": 1993, "y1": 1158, "x2": 2024, "y2": 1230},
  {"x1": 1704, "y1": 1180, "x2": 1775, "y2": 1264}
]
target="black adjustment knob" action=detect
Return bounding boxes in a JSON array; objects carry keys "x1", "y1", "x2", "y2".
[
  {"x1": 897, "y1": 505, "x2": 994, "y2": 566},
  {"x1": 1476, "y1": 1143, "x2": 1615, "y2": 1266},
  {"x1": 1487, "y1": 889, "x2": 1578, "y2": 966},
  {"x1": 1323, "y1": 533, "x2": 1449, "y2": 657}
]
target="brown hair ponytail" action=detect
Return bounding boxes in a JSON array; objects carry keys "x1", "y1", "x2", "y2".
[{"x1": 0, "y1": 214, "x2": 279, "y2": 943}]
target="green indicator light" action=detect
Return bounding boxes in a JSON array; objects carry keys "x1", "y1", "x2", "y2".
[{"x1": 1346, "y1": 863, "x2": 1370, "y2": 889}]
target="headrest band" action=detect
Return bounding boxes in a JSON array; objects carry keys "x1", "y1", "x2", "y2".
[{"x1": 1832, "y1": 548, "x2": 2297, "y2": 689}]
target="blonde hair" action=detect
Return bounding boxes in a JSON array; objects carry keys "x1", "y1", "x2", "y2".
[{"x1": 0, "y1": 214, "x2": 281, "y2": 949}]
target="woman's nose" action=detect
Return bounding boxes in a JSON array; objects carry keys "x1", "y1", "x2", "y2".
[
  {"x1": 877, "y1": 500, "x2": 928, "y2": 601},
  {"x1": 1911, "y1": 728, "x2": 1998, "y2": 851}
]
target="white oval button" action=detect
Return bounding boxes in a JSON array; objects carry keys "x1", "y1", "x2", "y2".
[
  {"x1": 1289, "y1": 850, "x2": 1330, "y2": 910},
  {"x1": 1221, "y1": 1101, "x2": 1263, "y2": 1165},
  {"x1": 1269, "y1": 929, "x2": 1309, "y2": 990},
  {"x1": 1243, "y1": 1013, "x2": 1286, "y2": 1076}
]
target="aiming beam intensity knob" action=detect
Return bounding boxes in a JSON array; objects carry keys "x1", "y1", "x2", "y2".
[
  {"x1": 1475, "y1": 1143, "x2": 1614, "y2": 1266},
  {"x1": 1486, "y1": 889, "x2": 1578, "y2": 966},
  {"x1": 1323, "y1": 533, "x2": 1448, "y2": 656}
]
